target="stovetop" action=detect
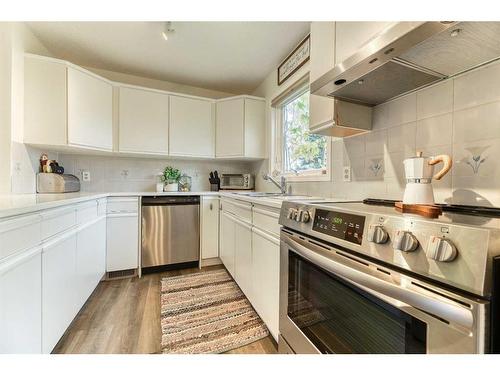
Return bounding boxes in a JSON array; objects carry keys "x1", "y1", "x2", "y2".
[{"x1": 279, "y1": 198, "x2": 500, "y2": 297}]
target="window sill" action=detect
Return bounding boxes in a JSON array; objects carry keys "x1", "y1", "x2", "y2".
[{"x1": 283, "y1": 172, "x2": 331, "y2": 182}]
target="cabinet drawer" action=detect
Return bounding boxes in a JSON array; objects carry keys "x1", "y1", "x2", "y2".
[
  {"x1": 76, "y1": 200, "x2": 98, "y2": 224},
  {"x1": 41, "y1": 206, "x2": 77, "y2": 241},
  {"x1": 252, "y1": 205, "x2": 281, "y2": 237},
  {"x1": 220, "y1": 198, "x2": 252, "y2": 223},
  {"x1": 106, "y1": 197, "x2": 139, "y2": 214},
  {"x1": 0, "y1": 214, "x2": 41, "y2": 260}
]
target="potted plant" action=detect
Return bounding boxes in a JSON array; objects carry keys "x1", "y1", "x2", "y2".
[{"x1": 162, "y1": 166, "x2": 181, "y2": 192}]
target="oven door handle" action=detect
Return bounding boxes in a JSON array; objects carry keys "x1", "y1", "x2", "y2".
[{"x1": 284, "y1": 235, "x2": 475, "y2": 329}]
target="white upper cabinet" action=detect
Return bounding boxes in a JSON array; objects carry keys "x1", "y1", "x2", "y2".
[
  {"x1": 334, "y1": 22, "x2": 395, "y2": 65},
  {"x1": 118, "y1": 86, "x2": 169, "y2": 155},
  {"x1": 24, "y1": 56, "x2": 67, "y2": 147},
  {"x1": 215, "y1": 96, "x2": 266, "y2": 159},
  {"x1": 24, "y1": 55, "x2": 113, "y2": 152},
  {"x1": 169, "y1": 95, "x2": 215, "y2": 158},
  {"x1": 309, "y1": 22, "x2": 337, "y2": 131},
  {"x1": 67, "y1": 67, "x2": 113, "y2": 151},
  {"x1": 310, "y1": 22, "x2": 336, "y2": 83}
]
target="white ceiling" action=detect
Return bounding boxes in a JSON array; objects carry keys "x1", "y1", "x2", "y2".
[{"x1": 27, "y1": 22, "x2": 310, "y2": 94}]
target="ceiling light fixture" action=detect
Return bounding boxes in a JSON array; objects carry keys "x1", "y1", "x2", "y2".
[{"x1": 162, "y1": 21, "x2": 175, "y2": 41}]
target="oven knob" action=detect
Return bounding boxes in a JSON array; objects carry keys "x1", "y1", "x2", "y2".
[
  {"x1": 393, "y1": 230, "x2": 419, "y2": 252},
  {"x1": 367, "y1": 225, "x2": 389, "y2": 244},
  {"x1": 426, "y1": 236, "x2": 457, "y2": 262},
  {"x1": 287, "y1": 208, "x2": 297, "y2": 220},
  {"x1": 295, "y1": 210, "x2": 303, "y2": 222},
  {"x1": 301, "y1": 211, "x2": 311, "y2": 223}
]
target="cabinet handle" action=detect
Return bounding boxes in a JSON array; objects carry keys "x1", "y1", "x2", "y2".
[{"x1": 210, "y1": 203, "x2": 213, "y2": 210}]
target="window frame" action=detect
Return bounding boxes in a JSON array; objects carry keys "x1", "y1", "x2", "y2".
[{"x1": 271, "y1": 81, "x2": 331, "y2": 182}]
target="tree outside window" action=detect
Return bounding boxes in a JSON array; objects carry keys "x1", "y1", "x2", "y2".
[{"x1": 282, "y1": 90, "x2": 327, "y2": 174}]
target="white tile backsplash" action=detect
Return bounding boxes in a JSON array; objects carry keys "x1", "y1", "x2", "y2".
[
  {"x1": 17, "y1": 150, "x2": 254, "y2": 193},
  {"x1": 416, "y1": 79, "x2": 453, "y2": 120},
  {"x1": 387, "y1": 93, "x2": 416, "y2": 127},
  {"x1": 387, "y1": 122, "x2": 416, "y2": 154},
  {"x1": 415, "y1": 113, "x2": 453, "y2": 149},
  {"x1": 453, "y1": 101, "x2": 500, "y2": 144},
  {"x1": 453, "y1": 59, "x2": 500, "y2": 110}
]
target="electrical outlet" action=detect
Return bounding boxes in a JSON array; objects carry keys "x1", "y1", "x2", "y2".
[
  {"x1": 342, "y1": 166, "x2": 351, "y2": 182},
  {"x1": 82, "y1": 170, "x2": 91, "y2": 182}
]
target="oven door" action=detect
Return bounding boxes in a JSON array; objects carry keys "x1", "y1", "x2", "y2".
[{"x1": 279, "y1": 231, "x2": 489, "y2": 354}]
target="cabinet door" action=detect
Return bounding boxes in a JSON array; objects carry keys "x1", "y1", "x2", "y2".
[
  {"x1": 169, "y1": 95, "x2": 214, "y2": 157},
  {"x1": 251, "y1": 227, "x2": 280, "y2": 341},
  {"x1": 243, "y1": 98, "x2": 266, "y2": 158},
  {"x1": 309, "y1": 22, "x2": 336, "y2": 130},
  {"x1": 106, "y1": 214, "x2": 139, "y2": 272},
  {"x1": 0, "y1": 249, "x2": 42, "y2": 353},
  {"x1": 310, "y1": 22, "x2": 336, "y2": 82},
  {"x1": 76, "y1": 217, "x2": 106, "y2": 309},
  {"x1": 24, "y1": 56, "x2": 67, "y2": 147},
  {"x1": 118, "y1": 87, "x2": 169, "y2": 154},
  {"x1": 201, "y1": 197, "x2": 219, "y2": 260},
  {"x1": 219, "y1": 212, "x2": 235, "y2": 277},
  {"x1": 234, "y1": 218, "x2": 252, "y2": 299},
  {"x1": 67, "y1": 67, "x2": 113, "y2": 150},
  {"x1": 42, "y1": 232, "x2": 78, "y2": 354},
  {"x1": 335, "y1": 22, "x2": 395, "y2": 65},
  {"x1": 216, "y1": 98, "x2": 244, "y2": 157}
]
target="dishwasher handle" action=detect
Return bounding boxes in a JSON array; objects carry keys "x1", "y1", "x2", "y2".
[{"x1": 142, "y1": 196, "x2": 200, "y2": 206}]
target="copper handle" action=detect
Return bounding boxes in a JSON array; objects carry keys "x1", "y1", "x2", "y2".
[{"x1": 429, "y1": 155, "x2": 452, "y2": 180}]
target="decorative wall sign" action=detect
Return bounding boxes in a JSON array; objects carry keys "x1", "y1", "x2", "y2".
[{"x1": 277, "y1": 35, "x2": 310, "y2": 86}]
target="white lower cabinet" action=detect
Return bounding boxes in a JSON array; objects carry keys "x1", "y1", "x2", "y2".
[
  {"x1": 234, "y1": 218, "x2": 252, "y2": 299},
  {"x1": 201, "y1": 197, "x2": 219, "y2": 260},
  {"x1": 220, "y1": 211, "x2": 236, "y2": 277},
  {"x1": 76, "y1": 217, "x2": 106, "y2": 308},
  {"x1": 106, "y1": 214, "x2": 139, "y2": 272},
  {"x1": 0, "y1": 248, "x2": 42, "y2": 353},
  {"x1": 220, "y1": 199, "x2": 281, "y2": 341},
  {"x1": 42, "y1": 230, "x2": 78, "y2": 353},
  {"x1": 251, "y1": 226, "x2": 280, "y2": 341}
]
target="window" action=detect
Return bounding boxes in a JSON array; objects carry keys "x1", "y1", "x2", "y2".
[{"x1": 273, "y1": 85, "x2": 330, "y2": 181}]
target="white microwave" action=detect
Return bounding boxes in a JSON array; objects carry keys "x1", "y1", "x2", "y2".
[{"x1": 219, "y1": 174, "x2": 254, "y2": 190}]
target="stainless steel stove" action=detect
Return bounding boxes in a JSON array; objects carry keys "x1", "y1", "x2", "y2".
[{"x1": 278, "y1": 199, "x2": 500, "y2": 354}]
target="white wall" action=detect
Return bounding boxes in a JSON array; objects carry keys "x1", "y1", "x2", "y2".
[
  {"x1": 252, "y1": 31, "x2": 500, "y2": 207},
  {"x1": 0, "y1": 23, "x2": 12, "y2": 193},
  {"x1": 7, "y1": 23, "x2": 55, "y2": 193},
  {"x1": 87, "y1": 67, "x2": 233, "y2": 99}
]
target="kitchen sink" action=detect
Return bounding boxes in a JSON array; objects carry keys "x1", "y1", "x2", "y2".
[{"x1": 231, "y1": 192, "x2": 315, "y2": 200}]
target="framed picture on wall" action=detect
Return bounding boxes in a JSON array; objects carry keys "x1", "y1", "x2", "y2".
[{"x1": 277, "y1": 34, "x2": 310, "y2": 86}]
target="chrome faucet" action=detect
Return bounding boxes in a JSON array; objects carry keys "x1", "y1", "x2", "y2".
[{"x1": 263, "y1": 173, "x2": 287, "y2": 194}]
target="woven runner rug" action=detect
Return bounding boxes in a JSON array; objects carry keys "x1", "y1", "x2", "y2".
[{"x1": 160, "y1": 269, "x2": 269, "y2": 354}]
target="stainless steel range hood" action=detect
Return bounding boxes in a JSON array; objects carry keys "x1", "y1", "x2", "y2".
[{"x1": 311, "y1": 22, "x2": 500, "y2": 106}]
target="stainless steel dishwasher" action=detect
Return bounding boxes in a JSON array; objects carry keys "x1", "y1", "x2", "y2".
[{"x1": 141, "y1": 196, "x2": 200, "y2": 271}]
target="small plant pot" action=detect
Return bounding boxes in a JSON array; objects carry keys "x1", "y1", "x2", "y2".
[{"x1": 164, "y1": 182, "x2": 179, "y2": 192}]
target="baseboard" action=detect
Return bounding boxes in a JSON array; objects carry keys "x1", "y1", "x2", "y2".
[{"x1": 201, "y1": 257, "x2": 222, "y2": 267}]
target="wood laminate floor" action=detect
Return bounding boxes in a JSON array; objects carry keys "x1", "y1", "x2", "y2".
[{"x1": 53, "y1": 265, "x2": 277, "y2": 354}]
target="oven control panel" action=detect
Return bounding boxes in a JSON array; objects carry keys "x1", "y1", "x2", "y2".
[{"x1": 312, "y1": 209, "x2": 365, "y2": 245}]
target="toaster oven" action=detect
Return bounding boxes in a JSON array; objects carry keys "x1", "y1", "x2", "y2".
[{"x1": 219, "y1": 174, "x2": 254, "y2": 190}]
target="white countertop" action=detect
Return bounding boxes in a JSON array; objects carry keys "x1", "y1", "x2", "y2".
[{"x1": 0, "y1": 190, "x2": 296, "y2": 219}]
